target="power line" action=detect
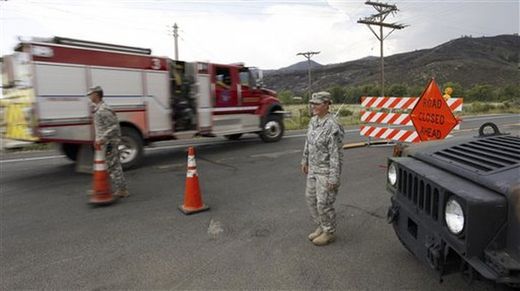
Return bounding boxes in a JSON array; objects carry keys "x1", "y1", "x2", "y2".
[
  {"x1": 358, "y1": 1, "x2": 407, "y2": 96},
  {"x1": 168, "y1": 23, "x2": 179, "y2": 60},
  {"x1": 296, "y1": 51, "x2": 320, "y2": 97}
]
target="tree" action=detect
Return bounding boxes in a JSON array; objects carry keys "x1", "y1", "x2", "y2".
[
  {"x1": 360, "y1": 83, "x2": 380, "y2": 96},
  {"x1": 302, "y1": 91, "x2": 311, "y2": 103},
  {"x1": 442, "y1": 82, "x2": 464, "y2": 98},
  {"x1": 466, "y1": 84, "x2": 496, "y2": 102},
  {"x1": 387, "y1": 83, "x2": 408, "y2": 97},
  {"x1": 278, "y1": 90, "x2": 295, "y2": 104},
  {"x1": 328, "y1": 85, "x2": 346, "y2": 104},
  {"x1": 345, "y1": 86, "x2": 363, "y2": 104},
  {"x1": 498, "y1": 84, "x2": 520, "y2": 101},
  {"x1": 408, "y1": 85, "x2": 424, "y2": 97}
]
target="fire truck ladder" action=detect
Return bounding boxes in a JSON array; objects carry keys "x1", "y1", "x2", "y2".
[{"x1": 51, "y1": 36, "x2": 152, "y2": 55}]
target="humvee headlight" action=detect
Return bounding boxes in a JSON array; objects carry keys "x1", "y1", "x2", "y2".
[
  {"x1": 445, "y1": 197, "x2": 465, "y2": 235},
  {"x1": 388, "y1": 162, "x2": 397, "y2": 186}
]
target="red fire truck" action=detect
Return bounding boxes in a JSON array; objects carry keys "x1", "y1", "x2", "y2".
[{"x1": 2, "y1": 37, "x2": 286, "y2": 169}]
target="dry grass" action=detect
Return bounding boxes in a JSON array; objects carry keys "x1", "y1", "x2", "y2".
[
  {"x1": 284, "y1": 104, "x2": 363, "y2": 130},
  {"x1": 283, "y1": 101, "x2": 520, "y2": 130}
]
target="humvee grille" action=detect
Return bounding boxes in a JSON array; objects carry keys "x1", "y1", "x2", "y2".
[
  {"x1": 433, "y1": 135, "x2": 520, "y2": 173},
  {"x1": 398, "y1": 167, "x2": 440, "y2": 221}
]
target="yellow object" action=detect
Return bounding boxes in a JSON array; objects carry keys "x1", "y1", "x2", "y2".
[
  {"x1": 443, "y1": 87, "x2": 453, "y2": 101},
  {"x1": 2, "y1": 88, "x2": 38, "y2": 141}
]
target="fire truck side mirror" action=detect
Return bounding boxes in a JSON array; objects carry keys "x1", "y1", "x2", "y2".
[{"x1": 249, "y1": 67, "x2": 264, "y2": 89}]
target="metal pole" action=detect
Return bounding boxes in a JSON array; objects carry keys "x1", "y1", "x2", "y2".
[
  {"x1": 307, "y1": 58, "x2": 312, "y2": 98},
  {"x1": 173, "y1": 23, "x2": 179, "y2": 61},
  {"x1": 297, "y1": 51, "x2": 320, "y2": 100},
  {"x1": 357, "y1": 2, "x2": 407, "y2": 97},
  {"x1": 380, "y1": 24, "x2": 384, "y2": 97}
]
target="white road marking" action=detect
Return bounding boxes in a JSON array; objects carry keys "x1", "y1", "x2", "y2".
[
  {"x1": 1, "y1": 119, "x2": 517, "y2": 164},
  {"x1": 250, "y1": 149, "x2": 302, "y2": 158},
  {"x1": 0, "y1": 155, "x2": 66, "y2": 164},
  {"x1": 208, "y1": 219, "x2": 224, "y2": 240},
  {"x1": 462, "y1": 114, "x2": 519, "y2": 121},
  {"x1": 284, "y1": 128, "x2": 359, "y2": 139}
]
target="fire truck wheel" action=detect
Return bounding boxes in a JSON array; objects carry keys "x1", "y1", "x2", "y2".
[
  {"x1": 119, "y1": 127, "x2": 144, "y2": 169},
  {"x1": 260, "y1": 114, "x2": 284, "y2": 142},
  {"x1": 61, "y1": 143, "x2": 79, "y2": 161},
  {"x1": 225, "y1": 133, "x2": 243, "y2": 140}
]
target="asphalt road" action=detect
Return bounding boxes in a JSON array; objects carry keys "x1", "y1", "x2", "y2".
[{"x1": 1, "y1": 114, "x2": 518, "y2": 290}]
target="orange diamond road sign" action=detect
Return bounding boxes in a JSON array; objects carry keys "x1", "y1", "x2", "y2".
[{"x1": 410, "y1": 79, "x2": 458, "y2": 142}]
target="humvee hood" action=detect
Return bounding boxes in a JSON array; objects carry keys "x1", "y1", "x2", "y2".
[{"x1": 404, "y1": 134, "x2": 520, "y2": 198}]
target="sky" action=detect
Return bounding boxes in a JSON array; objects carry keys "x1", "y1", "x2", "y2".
[{"x1": 1, "y1": 0, "x2": 519, "y2": 70}]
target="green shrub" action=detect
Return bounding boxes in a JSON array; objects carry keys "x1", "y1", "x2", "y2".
[
  {"x1": 299, "y1": 106, "x2": 310, "y2": 117},
  {"x1": 334, "y1": 107, "x2": 353, "y2": 117},
  {"x1": 468, "y1": 102, "x2": 495, "y2": 113}
]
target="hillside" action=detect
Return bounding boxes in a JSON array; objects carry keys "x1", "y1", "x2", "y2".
[
  {"x1": 264, "y1": 35, "x2": 520, "y2": 94},
  {"x1": 264, "y1": 60, "x2": 322, "y2": 75}
]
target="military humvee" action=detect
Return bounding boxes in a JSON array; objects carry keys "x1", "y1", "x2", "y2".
[{"x1": 386, "y1": 123, "x2": 519, "y2": 286}]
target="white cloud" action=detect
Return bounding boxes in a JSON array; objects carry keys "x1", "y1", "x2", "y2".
[{"x1": 1, "y1": 0, "x2": 518, "y2": 70}]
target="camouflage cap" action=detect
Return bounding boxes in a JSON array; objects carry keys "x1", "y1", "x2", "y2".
[
  {"x1": 310, "y1": 91, "x2": 332, "y2": 104},
  {"x1": 86, "y1": 86, "x2": 103, "y2": 96}
]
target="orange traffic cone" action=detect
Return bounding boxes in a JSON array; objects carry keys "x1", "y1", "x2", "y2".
[
  {"x1": 178, "y1": 147, "x2": 209, "y2": 215},
  {"x1": 89, "y1": 144, "x2": 115, "y2": 206}
]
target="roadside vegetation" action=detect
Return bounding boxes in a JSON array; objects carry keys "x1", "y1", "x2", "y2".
[
  {"x1": 284, "y1": 104, "x2": 361, "y2": 130},
  {"x1": 2, "y1": 82, "x2": 518, "y2": 149},
  {"x1": 278, "y1": 82, "x2": 520, "y2": 105},
  {"x1": 281, "y1": 82, "x2": 520, "y2": 130}
]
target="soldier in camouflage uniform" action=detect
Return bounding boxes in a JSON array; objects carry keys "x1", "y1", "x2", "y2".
[
  {"x1": 87, "y1": 86, "x2": 129, "y2": 198},
  {"x1": 301, "y1": 91, "x2": 344, "y2": 246}
]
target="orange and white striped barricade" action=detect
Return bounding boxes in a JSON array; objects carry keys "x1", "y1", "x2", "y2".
[{"x1": 359, "y1": 96, "x2": 463, "y2": 143}]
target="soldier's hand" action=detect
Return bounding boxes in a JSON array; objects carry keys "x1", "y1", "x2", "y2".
[
  {"x1": 327, "y1": 183, "x2": 338, "y2": 191},
  {"x1": 95, "y1": 140, "x2": 105, "y2": 147},
  {"x1": 301, "y1": 164, "x2": 308, "y2": 175}
]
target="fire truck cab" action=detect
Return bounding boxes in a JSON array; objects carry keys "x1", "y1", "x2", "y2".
[{"x1": 2, "y1": 37, "x2": 285, "y2": 169}]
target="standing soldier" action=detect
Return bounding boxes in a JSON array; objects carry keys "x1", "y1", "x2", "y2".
[
  {"x1": 301, "y1": 92, "x2": 344, "y2": 246},
  {"x1": 87, "y1": 86, "x2": 129, "y2": 198}
]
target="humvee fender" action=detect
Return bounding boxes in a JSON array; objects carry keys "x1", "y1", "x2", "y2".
[{"x1": 386, "y1": 123, "x2": 520, "y2": 286}]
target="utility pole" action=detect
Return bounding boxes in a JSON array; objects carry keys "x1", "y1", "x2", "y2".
[
  {"x1": 296, "y1": 51, "x2": 320, "y2": 99},
  {"x1": 172, "y1": 23, "x2": 179, "y2": 60},
  {"x1": 358, "y1": 1, "x2": 406, "y2": 96}
]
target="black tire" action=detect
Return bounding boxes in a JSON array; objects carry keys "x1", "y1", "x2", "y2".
[
  {"x1": 259, "y1": 114, "x2": 284, "y2": 142},
  {"x1": 225, "y1": 133, "x2": 243, "y2": 140},
  {"x1": 60, "y1": 143, "x2": 79, "y2": 161},
  {"x1": 119, "y1": 127, "x2": 144, "y2": 169},
  {"x1": 478, "y1": 122, "x2": 501, "y2": 137}
]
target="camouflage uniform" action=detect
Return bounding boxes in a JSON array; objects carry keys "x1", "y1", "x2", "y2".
[
  {"x1": 302, "y1": 112, "x2": 344, "y2": 235},
  {"x1": 93, "y1": 101, "x2": 127, "y2": 192}
]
